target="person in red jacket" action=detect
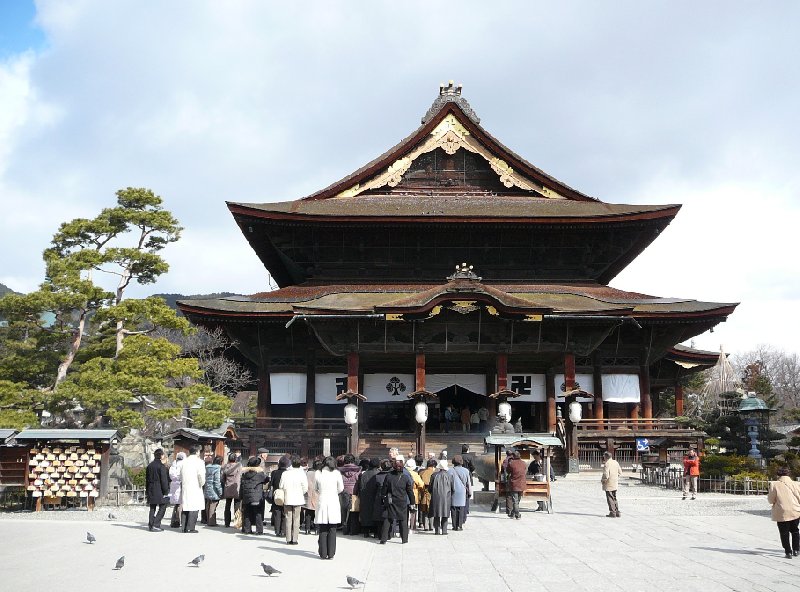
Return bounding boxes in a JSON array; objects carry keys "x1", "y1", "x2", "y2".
[{"x1": 682, "y1": 449, "x2": 700, "y2": 500}]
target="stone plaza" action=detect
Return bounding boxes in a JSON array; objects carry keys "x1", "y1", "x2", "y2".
[{"x1": 1, "y1": 476, "x2": 796, "y2": 592}]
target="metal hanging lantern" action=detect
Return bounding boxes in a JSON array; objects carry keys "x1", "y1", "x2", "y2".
[
  {"x1": 414, "y1": 400, "x2": 429, "y2": 424},
  {"x1": 498, "y1": 401, "x2": 512, "y2": 422},
  {"x1": 568, "y1": 400, "x2": 583, "y2": 423},
  {"x1": 344, "y1": 402, "x2": 358, "y2": 425}
]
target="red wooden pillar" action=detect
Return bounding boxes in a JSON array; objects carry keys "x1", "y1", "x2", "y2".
[
  {"x1": 564, "y1": 352, "x2": 576, "y2": 390},
  {"x1": 640, "y1": 365, "x2": 652, "y2": 427},
  {"x1": 675, "y1": 382, "x2": 685, "y2": 416},
  {"x1": 497, "y1": 352, "x2": 508, "y2": 390},
  {"x1": 546, "y1": 368, "x2": 556, "y2": 433},
  {"x1": 629, "y1": 403, "x2": 640, "y2": 420},
  {"x1": 256, "y1": 366, "x2": 271, "y2": 427},
  {"x1": 415, "y1": 352, "x2": 426, "y2": 391}
]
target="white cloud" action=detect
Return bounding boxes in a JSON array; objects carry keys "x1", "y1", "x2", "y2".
[{"x1": 1, "y1": 0, "x2": 799, "y2": 357}]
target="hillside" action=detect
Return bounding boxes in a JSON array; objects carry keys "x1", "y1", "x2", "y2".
[{"x1": 0, "y1": 283, "x2": 18, "y2": 298}]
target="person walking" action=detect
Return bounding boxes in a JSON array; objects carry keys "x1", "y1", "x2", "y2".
[
  {"x1": 380, "y1": 458, "x2": 415, "y2": 544},
  {"x1": 505, "y1": 450, "x2": 527, "y2": 520},
  {"x1": 768, "y1": 466, "x2": 800, "y2": 559},
  {"x1": 601, "y1": 451, "x2": 622, "y2": 518},
  {"x1": 179, "y1": 445, "x2": 206, "y2": 533},
  {"x1": 204, "y1": 455, "x2": 223, "y2": 527},
  {"x1": 478, "y1": 405, "x2": 489, "y2": 432},
  {"x1": 315, "y1": 456, "x2": 344, "y2": 560},
  {"x1": 221, "y1": 453, "x2": 242, "y2": 528},
  {"x1": 279, "y1": 455, "x2": 308, "y2": 545},
  {"x1": 240, "y1": 456, "x2": 268, "y2": 535},
  {"x1": 168, "y1": 451, "x2": 185, "y2": 528},
  {"x1": 460, "y1": 406, "x2": 471, "y2": 433},
  {"x1": 145, "y1": 448, "x2": 170, "y2": 532},
  {"x1": 682, "y1": 449, "x2": 700, "y2": 500},
  {"x1": 428, "y1": 460, "x2": 455, "y2": 535}
]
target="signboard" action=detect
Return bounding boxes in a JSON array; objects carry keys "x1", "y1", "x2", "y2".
[
  {"x1": 363, "y1": 374, "x2": 415, "y2": 402},
  {"x1": 636, "y1": 437, "x2": 650, "y2": 452}
]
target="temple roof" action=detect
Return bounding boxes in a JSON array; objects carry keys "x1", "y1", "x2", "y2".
[{"x1": 177, "y1": 281, "x2": 737, "y2": 320}]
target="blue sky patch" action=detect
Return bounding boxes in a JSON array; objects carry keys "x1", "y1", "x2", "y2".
[{"x1": 0, "y1": 0, "x2": 46, "y2": 58}]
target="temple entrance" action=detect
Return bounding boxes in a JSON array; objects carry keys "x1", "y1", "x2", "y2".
[{"x1": 434, "y1": 385, "x2": 487, "y2": 433}]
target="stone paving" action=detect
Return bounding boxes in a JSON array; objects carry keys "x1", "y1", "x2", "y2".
[{"x1": 0, "y1": 476, "x2": 797, "y2": 591}]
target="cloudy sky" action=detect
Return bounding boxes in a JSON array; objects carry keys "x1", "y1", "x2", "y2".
[{"x1": 0, "y1": 1, "x2": 798, "y2": 356}]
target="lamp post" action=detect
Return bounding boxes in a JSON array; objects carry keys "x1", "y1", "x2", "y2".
[
  {"x1": 409, "y1": 390, "x2": 435, "y2": 457},
  {"x1": 737, "y1": 393, "x2": 773, "y2": 467},
  {"x1": 338, "y1": 391, "x2": 366, "y2": 456}
]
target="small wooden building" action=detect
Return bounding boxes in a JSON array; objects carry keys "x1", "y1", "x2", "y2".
[
  {"x1": 164, "y1": 427, "x2": 228, "y2": 460},
  {"x1": 7, "y1": 429, "x2": 119, "y2": 510}
]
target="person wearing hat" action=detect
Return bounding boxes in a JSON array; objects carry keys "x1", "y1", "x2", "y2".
[{"x1": 404, "y1": 457, "x2": 425, "y2": 532}]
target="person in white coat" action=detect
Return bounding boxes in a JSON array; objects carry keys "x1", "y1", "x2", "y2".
[
  {"x1": 279, "y1": 455, "x2": 309, "y2": 545},
  {"x1": 168, "y1": 452, "x2": 185, "y2": 528},
  {"x1": 179, "y1": 445, "x2": 207, "y2": 533},
  {"x1": 315, "y1": 456, "x2": 344, "y2": 560}
]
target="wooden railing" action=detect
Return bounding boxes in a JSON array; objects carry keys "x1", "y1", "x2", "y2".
[
  {"x1": 575, "y1": 418, "x2": 691, "y2": 432},
  {"x1": 230, "y1": 416, "x2": 349, "y2": 433}
]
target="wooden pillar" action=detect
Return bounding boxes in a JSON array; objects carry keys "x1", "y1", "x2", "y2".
[
  {"x1": 546, "y1": 368, "x2": 556, "y2": 433},
  {"x1": 564, "y1": 352, "x2": 576, "y2": 390},
  {"x1": 305, "y1": 350, "x2": 316, "y2": 425},
  {"x1": 256, "y1": 365, "x2": 271, "y2": 427},
  {"x1": 347, "y1": 352, "x2": 360, "y2": 456},
  {"x1": 629, "y1": 403, "x2": 640, "y2": 420},
  {"x1": 675, "y1": 382, "x2": 685, "y2": 416},
  {"x1": 496, "y1": 352, "x2": 508, "y2": 390},
  {"x1": 593, "y1": 364, "x2": 604, "y2": 424},
  {"x1": 640, "y1": 365, "x2": 652, "y2": 421}
]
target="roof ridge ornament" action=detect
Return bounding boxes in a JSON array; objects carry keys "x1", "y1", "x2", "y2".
[
  {"x1": 422, "y1": 80, "x2": 480, "y2": 125},
  {"x1": 447, "y1": 262, "x2": 481, "y2": 281}
]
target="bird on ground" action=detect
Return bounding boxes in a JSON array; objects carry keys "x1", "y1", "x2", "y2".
[
  {"x1": 107, "y1": 512, "x2": 116, "y2": 520},
  {"x1": 261, "y1": 563, "x2": 281, "y2": 576},
  {"x1": 114, "y1": 556, "x2": 125, "y2": 570},
  {"x1": 86, "y1": 532, "x2": 96, "y2": 544},
  {"x1": 189, "y1": 554, "x2": 205, "y2": 567},
  {"x1": 346, "y1": 576, "x2": 365, "y2": 589}
]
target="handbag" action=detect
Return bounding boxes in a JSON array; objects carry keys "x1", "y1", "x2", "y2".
[
  {"x1": 265, "y1": 488, "x2": 274, "y2": 504},
  {"x1": 232, "y1": 508, "x2": 243, "y2": 529},
  {"x1": 273, "y1": 488, "x2": 285, "y2": 506},
  {"x1": 350, "y1": 494, "x2": 360, "y2": 512}
]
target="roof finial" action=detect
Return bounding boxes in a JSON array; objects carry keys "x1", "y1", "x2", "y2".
[
  {"x1": 440, "y1": 80, "x2": 462, "y2": 97},
  {"x1": 448, "y1": 262, "x2": 480, "y2": 281}
]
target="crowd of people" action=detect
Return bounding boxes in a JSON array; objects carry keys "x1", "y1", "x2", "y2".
[{"x1": 144, "y1": 444, "x2": 477, "y2": 559}]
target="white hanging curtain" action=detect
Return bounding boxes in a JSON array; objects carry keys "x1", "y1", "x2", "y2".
[
  {"x1": 506, "y1": 374, "x2": 547, "y2": 402},
  {"x1": 363, "y1": 374, "x2": 415, "y2": 402},
  {"x1": 601, "y1": 373, "x2": 641, "y2": 403},
  {"x1": 269, "y1": 373, "x2": 307, "y2": 404},
  {"x1": 315, "y1": 373, "x2": 348, "y2": 404}
]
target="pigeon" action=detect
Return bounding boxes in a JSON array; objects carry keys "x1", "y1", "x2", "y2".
[
  {"x1": 107, "y1": 512, "x2": 117, "y2": 520},
  {"x1": 346, "y1": 576, "x2": 365, "y2": 589},
  {"x1": 86, "y1": 532, "x2": 96, "y2": 544},
  {"x1": 261, "y1": 563, "x2": 281, "y2": 576},
  {"x1": 114, "y1": 556, "x2": 125, "y2": 570},
  {"x1": 189, "y1": 554, "x2": 205, "y2": 567}
]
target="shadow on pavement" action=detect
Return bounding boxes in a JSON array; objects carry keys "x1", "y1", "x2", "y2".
[{"x1": 691, "y1": 546, "x2": 765, "y2": 555}]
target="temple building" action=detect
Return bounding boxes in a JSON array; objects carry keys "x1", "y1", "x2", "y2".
[{"x1": 178, "y1": 83, "x2": 736, "y2": 468}]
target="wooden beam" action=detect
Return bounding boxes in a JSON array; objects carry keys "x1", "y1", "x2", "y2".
[
  {"x1": 675, "y1": 382, "x2": 685, "y2": 416},
  {"x1": 564, "y1": 352, "x2": 576, "y2": 390},
  {"x1": 415, "y1": 352, "x2": 426, "y2": 391},
  {"x1": 546, "y1": 368, "x2": 556, "y2": 433},
  {"x1": 593, "y1": 364, "x2": 604, "y2": 424},
  {"x1": 497, "y1": 352, "x2": 508, "y2": 391},
  {"x1": 347, "y1": 352, "x2": 359, "y2": 394},
  {"x1": 256, "y1": 366, "x2": 271, "y2": 427}
]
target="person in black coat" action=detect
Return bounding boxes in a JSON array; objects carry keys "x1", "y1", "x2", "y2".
[
  {"x1": 145, "y1": 449, "x2": 170, "y2": 532},
  {"x1": 240, "y1": 456, "x2": 268, "y2": 534},
  {"x1": 268, "y1": 456, "x2": 289, "y2": 536},
  {"x1": 379, "y1": 459, "x2": 416, "y2": 544},
  {"x1": 355, "y1": 458, "x2": 380, "y2": 538},
  {"x1": 370, "y1": 460, "x2": 392, "y2": 528}
]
